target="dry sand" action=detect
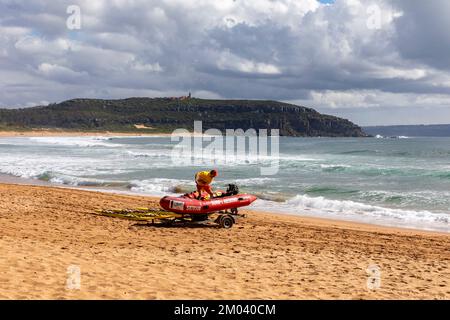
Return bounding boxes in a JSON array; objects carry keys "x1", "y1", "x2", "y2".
[{"x1": 0, "y1": 183, "x2": 449, "y2": 299}]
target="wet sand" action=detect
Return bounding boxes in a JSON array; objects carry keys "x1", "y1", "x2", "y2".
[{"x1": 0, "y1": 183, "x2": 449, "y2": 299}]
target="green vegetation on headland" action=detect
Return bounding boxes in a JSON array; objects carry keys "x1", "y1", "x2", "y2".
[{"x1": 0, "y1": 97, "x2": 367, "y2": 137}]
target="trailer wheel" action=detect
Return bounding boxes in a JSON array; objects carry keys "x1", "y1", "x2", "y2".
[{"x1": 219, "y1": 215, "x2": 234, "y2": 229}]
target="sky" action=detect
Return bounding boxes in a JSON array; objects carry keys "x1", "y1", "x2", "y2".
[{"x1": 1, "y1": 0, "x2": 450, "y2": 126}]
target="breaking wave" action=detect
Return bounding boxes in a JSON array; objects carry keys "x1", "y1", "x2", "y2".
[
  {"x1": 252, "y1": 194, "x2": 450, "y2": 232},
  {"x1": 28, "y1": 136, "x2": 123, "y2": 148}
]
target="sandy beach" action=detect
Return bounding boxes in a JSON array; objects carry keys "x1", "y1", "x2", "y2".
[{"x1": 0, "y1": 182, "x2": 449, "y2": 299}]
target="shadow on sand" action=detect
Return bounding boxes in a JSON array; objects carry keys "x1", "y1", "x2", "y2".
[{"x1": 130, "y1": 221, "x2": 220, "y2": 229}]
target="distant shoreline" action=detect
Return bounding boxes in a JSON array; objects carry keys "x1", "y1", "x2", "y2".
[
  {"x1": 0, "y1": 129, "x2": 369, "y2": 138},
  {"x1": 0, "y1": 129, "x2": 181, "y2": 137}
]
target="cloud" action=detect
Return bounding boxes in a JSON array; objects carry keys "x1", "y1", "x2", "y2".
[
  {"x1": 216, "y1": 51, "x2": 282, "y2": 76},
  {"x1": 393, "y1": 0, "x2": 450, "y2": 70},
  {"x1": 0, "y1": 0, "x2": 449, "y2": 125},
  {"x1": 37, "y1": 62, "x2": 89, "y2": 83}
]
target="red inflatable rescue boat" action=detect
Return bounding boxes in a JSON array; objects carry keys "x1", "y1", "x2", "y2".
[
  {"x1": 159, "y1": 184, "x2": 256, "y2": 228},
  {"x1": 160, "y1": 192, "x2": 257, "y2": 214},
  {"x1": 160, "y1": 184, "x2": 257, "y2": 215}
]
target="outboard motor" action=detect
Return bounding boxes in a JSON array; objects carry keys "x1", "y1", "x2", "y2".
[{"x1": 226, "y1": 184, "x2": 239, "y2": 196}]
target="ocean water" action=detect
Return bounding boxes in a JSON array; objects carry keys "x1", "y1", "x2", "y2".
[{"x1": 0, "y1": 135, "x2": 449, "y2": 232}]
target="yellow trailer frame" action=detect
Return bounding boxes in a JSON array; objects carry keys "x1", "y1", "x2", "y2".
[
  {"x1": 93, "y1": 207, "x2": 184, "y2": 223},
  {"x1": 93, "y1": 207, "x2": 243, "y2": 228}
]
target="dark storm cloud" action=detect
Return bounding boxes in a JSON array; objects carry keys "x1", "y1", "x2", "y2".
[{"x1": 393, "y1": 0, "x2": 450, "y2": 70}]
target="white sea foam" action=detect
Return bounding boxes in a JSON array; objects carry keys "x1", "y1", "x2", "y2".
[
  {"x1": 0, "y1": 164, "x2": 128, "y2": 187},
  {"x1": 28, "y1": 136, "x2": 123, "y2": 148},
  {"x1": 0, "y1": 153, "x2": 133, "y2": 183},
  {"x1": 220, "y1": 177, "x2": 277, "y2": 186},
  {"x1": 128, "y1": 178, "x2": 193, "y2": 195},
  {"x1": 251, "y1": 194, "x2": 450, "y2": 232},
  {"x1": 126, "y1": 150, "x2": 172, "y2": 158},
  {"x1": 320, "y1": 164, "x2": 351, "y2": 169}
]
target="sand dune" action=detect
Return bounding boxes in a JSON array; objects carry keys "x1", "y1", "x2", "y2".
[{"x1": 0, "y1": 183, "x2": 449, "y2": 299}]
